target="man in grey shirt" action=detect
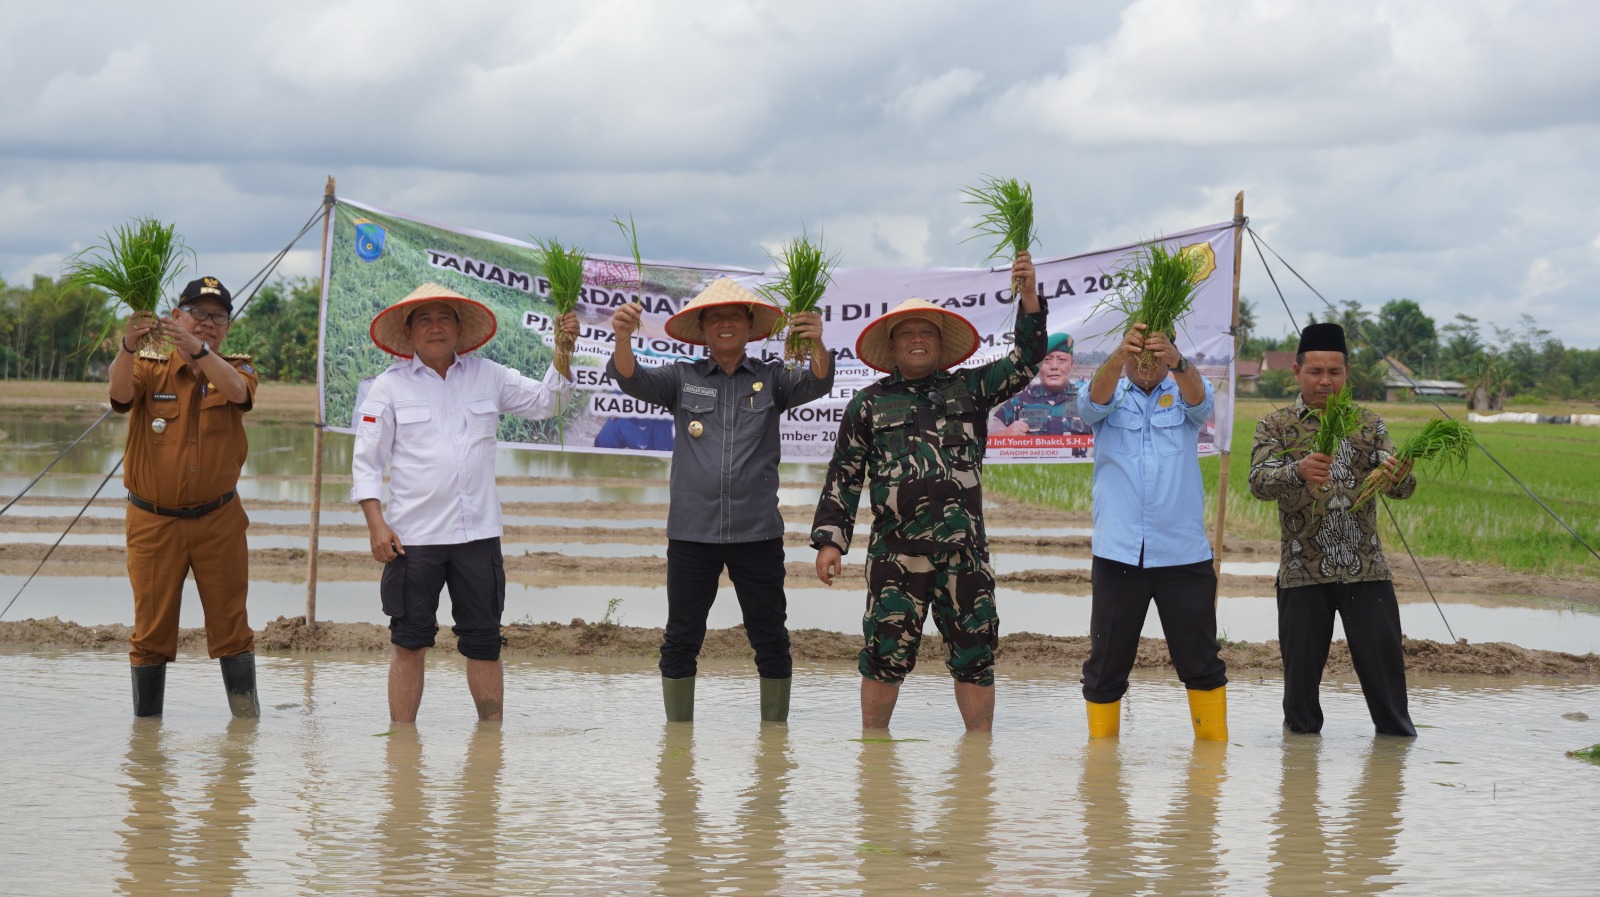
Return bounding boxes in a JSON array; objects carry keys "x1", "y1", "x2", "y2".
[{"x1": 608, "y1": 278, "x2": 833, "y2": 722}]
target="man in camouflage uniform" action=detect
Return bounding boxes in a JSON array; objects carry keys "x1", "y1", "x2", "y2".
[
  {"x1": 1249, "y1": 322, "x2": 1418, "y2": 736},
  {"x1": 993, "y1": 332, "x2": 1091, "y2": 456},
  {"x1": 813, "y1": 254, "x2": 1045, "y2": 731}
]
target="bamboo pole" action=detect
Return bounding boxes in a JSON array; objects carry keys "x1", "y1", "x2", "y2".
[
  {"x1": 305, "y1": 176, "x2": 336, "y2": 629},
  {"x1": 1212, "y1": 191, "x2": 1246, "y2": 580}
]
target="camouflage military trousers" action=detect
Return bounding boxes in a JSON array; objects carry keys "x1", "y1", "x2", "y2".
[{"x1": 859, "y1": 548, "x2": 999, "y2": 686}]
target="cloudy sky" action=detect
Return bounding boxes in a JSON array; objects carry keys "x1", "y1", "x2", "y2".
[{"x1": 3, "y1": 0, "x2": 1598, "y2": 347}]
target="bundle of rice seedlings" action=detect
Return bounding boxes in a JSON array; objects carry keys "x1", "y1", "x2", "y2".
[
  {"x1": 62, "y1": 217, "x2": 193, "y2": 351},
  {"x1": 1310, "y1": 384, "x2": 1362, "y2": 457},
  {"x1": 612, "y1": 212, "x2": 644, "y2": 292},
  {"x1": 961, "y1": 176, "x2": 1037, "y2": 301},
  {"x1": 530, "y1": 237, "x2": 586, "y2": 380},
  {"x1": 1353, "y1": 418, "x2": 1474, "y2": 509},
  {"x1": 1095, "y1": 240, "x2": 1206, "y2": 379},
  {"x1": 755, "y1": 233, "x2": 835, "y2": 368}
]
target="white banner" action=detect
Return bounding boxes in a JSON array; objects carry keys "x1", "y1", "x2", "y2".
[{"x1": 321, "y1": 199, "x2": 1237, "y2": 463}]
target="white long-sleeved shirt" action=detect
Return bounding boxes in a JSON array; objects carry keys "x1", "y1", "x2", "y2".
[{"x1": 350, "y1": 354, "x2": 574, "y2": 545}]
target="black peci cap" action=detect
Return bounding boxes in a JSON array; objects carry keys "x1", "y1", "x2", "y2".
[
  {"x1": 179, "y1": 276, "x2": 233, "y2": 311},
  {"x1": 1296, "y1": 322, "x2": 1348, "y2": 355}
]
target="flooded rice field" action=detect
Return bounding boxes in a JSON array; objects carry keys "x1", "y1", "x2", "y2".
[
  {"x1": 2, "y1": 652, "x2": 1598, "y2": 896},
  {"x1": 5, "y1": 415, "x2": 1600, "y2": 894}
]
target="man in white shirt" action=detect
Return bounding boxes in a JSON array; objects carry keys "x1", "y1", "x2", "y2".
[{"x1": 351, "y1": 282, "x2": 579, "y2": 723}]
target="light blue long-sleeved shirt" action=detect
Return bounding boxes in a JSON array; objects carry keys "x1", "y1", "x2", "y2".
[{"x1": 1078, "y1": 375, "x2": 1215, "y2": 568}]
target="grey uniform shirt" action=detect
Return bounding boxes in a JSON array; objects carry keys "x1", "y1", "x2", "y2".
[{"x1": 607, "y1": 353, "x2": 833, "y2": 542}]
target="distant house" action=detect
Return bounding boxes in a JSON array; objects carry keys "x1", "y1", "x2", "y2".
[
  {"x1": 1381, "y1": 357, "x2": 1465, "y2": 401},
  {"x1": 1235, "y1": 359, "x2": 1262, "y2": 394},
  {"x1": 1261, "y1": 350, "x2": 1297, "y2": 373}
]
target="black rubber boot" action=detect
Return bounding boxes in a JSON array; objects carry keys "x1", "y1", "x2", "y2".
[
  {"x1": 662, "y1": 676, "x2": 695, "y2": 722},
  {"x1": 760, "y1": 677, "x2": 791, "y2": 723},
  {"x1": 132, "y1": 664, "x2": 166, "y2": 717},
  {"x1": 219, "y1": 653, "x2": 260, "y2": 719}
]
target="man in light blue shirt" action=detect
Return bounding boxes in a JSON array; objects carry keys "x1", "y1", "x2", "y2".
[{"x1": 1076, "y1": 323, "x2": 1228, "y2": 740}]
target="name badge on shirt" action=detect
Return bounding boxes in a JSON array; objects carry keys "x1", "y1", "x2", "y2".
[
  {"x1": 153, "y1": 393, "x2": 178, "y2": 401},
  {"x1": 683, "y1": 384, "x2": 717, "y2": 398}
]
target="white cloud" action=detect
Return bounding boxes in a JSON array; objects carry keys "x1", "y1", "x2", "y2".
[
  {"x1": 997, "y1": 0, "x2": 1600, "y2": 148},
  {"x1": 887, "y1": 69, "x2": 984, "y2": 127}
]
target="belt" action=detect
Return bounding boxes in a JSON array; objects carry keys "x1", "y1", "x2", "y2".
[{"x1": 127, "y1": 490, "x2": 236, "y2": 519}]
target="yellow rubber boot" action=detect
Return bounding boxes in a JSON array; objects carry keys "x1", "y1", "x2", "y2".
[
  {"x1": 1187, "y1": 686, "x2": 1229, "y2": 741},
  {"x1": 1085, "y1": 699, "x2": 1121, "y2": 737}
]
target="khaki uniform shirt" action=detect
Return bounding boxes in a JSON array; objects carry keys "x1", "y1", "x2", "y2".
[{"x1": 112, "y1": 351, "x2": 258, "y2": 507}]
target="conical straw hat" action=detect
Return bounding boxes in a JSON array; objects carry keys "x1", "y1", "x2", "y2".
[
  {"x1": 855, "y1": 298, "x2": 979, "y2": 374},
  {"x1": 664, "y1": 278, "x2": 783, "y2": 345},
  {"x1": 369, "y1": 282, "x2": 498, "y2": 358}
]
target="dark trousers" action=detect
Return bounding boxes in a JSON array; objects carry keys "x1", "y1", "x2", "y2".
[
  {"x1": 662, "y1": 538, "x2": 791, "y2": 679},
  {"x1": 1081, "y1": 555, "x2": 1227, "y2": 703},
  {"x1": 381, "y1": 538, "x2": 506, "y2": 661},
  {"x1": 1277, "y1": 581, "x2": 1416, "y2": 736}
]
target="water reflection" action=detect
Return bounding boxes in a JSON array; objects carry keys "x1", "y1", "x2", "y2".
[
  {"x1": 854, "y1": 735, "x2": 997, "y2": 893},
  {"x1": 377, "y1": 726, "x2": 433, "y2": 894},
  {"x1": 1269, "y1": 736, "x2": 1405, "y2": 896},
  {"x1": 118, "y1": 718, "x2": 258, "y2": 897},
  {"x1": 654, "y1": 723, "x2": 799, "y2": 894},
  {"x1": 1075, "y1": 739, "x2": 1227, "y2": 894}
]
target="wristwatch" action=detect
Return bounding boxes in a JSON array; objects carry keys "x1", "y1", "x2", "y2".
[
  {"x1": 192, "y1": 342, "x2": 211, "y2": 360},
  {"x1": 1169, "y1": 356, "x2": 1188, "y2": 373}
]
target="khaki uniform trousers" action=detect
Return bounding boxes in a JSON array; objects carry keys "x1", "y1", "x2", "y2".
[{"x1": 125, "y1": 497, "x2": 253, "y2": 665}]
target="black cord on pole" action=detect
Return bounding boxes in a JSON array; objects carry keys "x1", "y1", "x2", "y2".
[
  {"x1": 1379, "y1": 494, "x2": 1460, "y2": 644},
  {"x1": 0, "y1": 408, "x2": 113, "y2": 517},
  {"x1": 0, "y1": 457, "x2": 123, "y2": 621}
]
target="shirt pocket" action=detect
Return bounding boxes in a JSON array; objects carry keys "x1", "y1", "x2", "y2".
[
  {"x1": 465, "y1": 396, "x2": 500, "y2": 447},
  {"x1": 872, "y1": 411, "x2": 916, "y2": 460},
  {"x1": 1103, "y1": 407, "x2": 1143, "y2": 455},
  {"x1": 681, "y1": 390, "x2": 716, "y2": 419},
  {"x1": 737, "y1": 388, "x2": 776, "y2": 416},
  {"x1": 144, "y1": 395, "x2": 182, "y2": 445},
  {"x1": 199, "y1": 389, "x2": 234, "y2": 435},
  {"x1": 1152, "y1": 406, "x2": 1187, "y2": 455},
  {"x1": 394, "y1": 400, "x2": 432, "y2": 433},
  {"x1": 939, "y1": 395, "x2": 983, "y2": 467}
]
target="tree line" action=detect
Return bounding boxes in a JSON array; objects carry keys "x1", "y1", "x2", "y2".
[
  {"x1": 0, "y1": 274, "x2": 319, "y2": 382},
  {"x1": 5, "y1": 272, "x2": 1599, "y2": 402},
  {"x1": 1235, "y1": 297, "x2": 1600, "y2": 403}
]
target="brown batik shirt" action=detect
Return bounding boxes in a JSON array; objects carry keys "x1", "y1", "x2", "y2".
[{"x1": 1248, "y1": 395, "x2": 1416, "y2": 588}]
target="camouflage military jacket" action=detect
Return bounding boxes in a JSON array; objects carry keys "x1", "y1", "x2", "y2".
[
  {"x1": 1248, "y1": 396, "x2": 1416, "y2": 587},
  {"x1": 812, "y1": 305, "x2": 1047, "y2": 557}
]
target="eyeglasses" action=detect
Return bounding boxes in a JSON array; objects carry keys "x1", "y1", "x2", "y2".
[{"x1": 178, "y1": 307, "x2": 231, "y2": 326}]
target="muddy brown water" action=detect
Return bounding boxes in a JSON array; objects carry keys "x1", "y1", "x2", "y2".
[
  {"x1": 2, "y1": 652, "x2": 1598, "y2": 896},
  {"x1": 6, "y1": 418, "x2": 1600, "y2": 894}
]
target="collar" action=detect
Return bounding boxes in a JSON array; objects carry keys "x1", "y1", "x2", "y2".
[
  {"x1": 405, "y1": 353, "x2": 462, "y2": 377},
  {"x1": 1291, "y1": 394, "x2": 1313, "y2": 420},
  {"x1": 886, "y1": 367, "x2": 952, "y2": 389},
  {"x1": 695, "y1": 354, "x2": 756, "y2": 377}
]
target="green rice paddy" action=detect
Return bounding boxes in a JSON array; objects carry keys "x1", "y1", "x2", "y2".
[{"x1": 987, "y1": 398, "x2": 1600, "y2": 579}]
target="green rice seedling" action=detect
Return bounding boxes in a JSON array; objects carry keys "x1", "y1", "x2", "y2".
[
  {"x1": 962, "y1": 176, "x2": 1037, "y2": 303},
  {"x1": 530, "y1": 236, "x2": 586, "y2": 380},
  {"x1": 1354, "y1": 418, "x2": 1475, "y2": 509},
  {"x1": 755, "y1": 232, "x2": 836, "y2": 368},
  {"x1": 610, "y1": 212, "x2": 644, "y2": 293},
  {"x1": 1567, "y1": 743, "x2": 1600, "y2": 762},
  {"x1": 1094, "y1": 240, "x2": 1206, "y2": 379},
  {"x1": 1311, "y1": 384, "x2": 1362, "y2": 457},
  {"x1": 62, "y1": 217, "x2": 193, "y2": 352}
]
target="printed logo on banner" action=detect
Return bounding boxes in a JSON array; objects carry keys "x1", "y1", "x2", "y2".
[
  {"x1": 1180, "y1": 241, "x2": 1217, "y2": 282},
  {"x1": 354, "y1": 219, "x2": 387, "y2": 263}
]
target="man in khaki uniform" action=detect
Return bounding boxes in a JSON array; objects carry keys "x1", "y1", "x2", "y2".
[{"x1": 110, "y1": 276, "x2": 260, "y2": 718}]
